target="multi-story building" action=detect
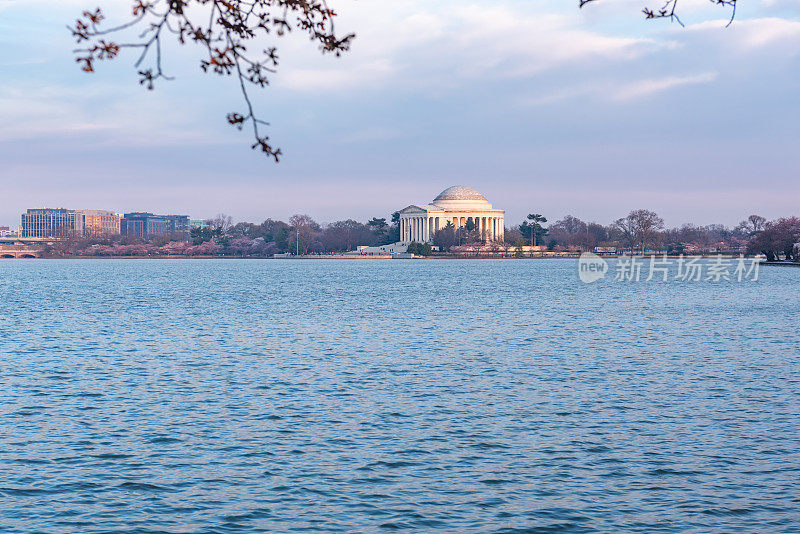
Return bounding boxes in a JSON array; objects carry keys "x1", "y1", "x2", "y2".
[
  {"x1": 21, "y1": 209, "x2": 84, "y2": 238},
  {"x1": 0, "y1": 226, "x2": 16, "y2": 237},
  {"x1": 80, "y1": 210, "x2": 121, "y2": 237},
  {"x1": 21, "y1": 209, "x2": 124, "y2": 239},
  {"x1": 165, "y1": 215, "x2": 190, "y2": 238},
  {"x1": 121, "y1": 213, "x2": 165, "y2": 239},
  {"x1": 121, "y1": 213, "x2": 190, "y2": 240},
  {"x1": 20, "y1": 209, "x2": 189, "y2": 240}
]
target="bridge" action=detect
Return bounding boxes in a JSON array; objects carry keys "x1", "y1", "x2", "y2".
[{"x1": 0, "y1": 244, "x2": 41, "y2": 258}]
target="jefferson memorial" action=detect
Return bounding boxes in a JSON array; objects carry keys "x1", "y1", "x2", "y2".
[{"x1": 399, "y1": 186, "x2": 505, "y2": 243}]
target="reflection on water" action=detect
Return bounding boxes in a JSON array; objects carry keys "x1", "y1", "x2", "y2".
[{"x1": 1, "y1": 259, "x2": 798, "y2": 533}]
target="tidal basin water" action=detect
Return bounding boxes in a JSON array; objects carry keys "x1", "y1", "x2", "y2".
[{"x1": 1, "y1": 259, "x2": 799, "y2": 533}]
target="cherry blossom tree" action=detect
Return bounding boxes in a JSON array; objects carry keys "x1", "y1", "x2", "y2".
[
  {"x1": 70, "y1": 0, "x2": 737, "y2": 160},
  {"x1": 70, "y1": 0, "x2": 354, "y2": 160}
]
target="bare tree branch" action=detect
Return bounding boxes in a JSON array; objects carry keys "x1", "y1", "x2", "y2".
[
  {"x1": 579, "y1": 0, "x2": 737, "y2": 27},
  {"x1": 70, "y1": 0, "x2": 355, "y2": 161}
]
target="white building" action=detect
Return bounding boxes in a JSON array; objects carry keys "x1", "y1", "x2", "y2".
[
  {"x1": 0, "y1": 226, "x2": 17, "y2": 238},
  {"x1": 399, "y1": 186, "x2": 505, "y2": 243}
]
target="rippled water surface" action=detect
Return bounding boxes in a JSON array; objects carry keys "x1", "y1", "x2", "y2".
[{"x1": 1, "y1": 259, "x2": 799, "y2": 533}]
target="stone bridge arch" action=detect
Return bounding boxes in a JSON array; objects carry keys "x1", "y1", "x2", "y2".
[{"x1": 0, "y1": 247, "x2": 41, "y2": 258}]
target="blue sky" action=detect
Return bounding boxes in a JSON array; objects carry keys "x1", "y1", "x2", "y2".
[{"x1": 1, "y1": 0, "x2": 799, "y2": 228}]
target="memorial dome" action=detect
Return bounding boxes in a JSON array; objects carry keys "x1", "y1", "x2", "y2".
[{"x1": 431, "y1": 186, "x2": 492, "y2": 210}]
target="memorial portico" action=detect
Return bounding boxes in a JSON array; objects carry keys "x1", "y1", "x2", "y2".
[{"x1": 399, "y1": 186, "x2": 505, "y2": 244}]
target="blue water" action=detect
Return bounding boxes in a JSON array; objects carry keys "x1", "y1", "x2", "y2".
[{"x1": 1, "y1": 259, "x2": 799, "y2": 533}]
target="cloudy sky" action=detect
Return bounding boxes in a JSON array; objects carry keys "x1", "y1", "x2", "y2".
[{"x1": 1, "y1": 0, "x2": 799, "y2": 228}]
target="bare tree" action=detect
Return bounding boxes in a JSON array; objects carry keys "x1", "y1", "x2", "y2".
[
  {"x1": 614, "y1": 209, "x2": 665, "y2": 255},
  {"x1": 736, "y1": 214, "x2": 768, "y2": 236},
  {"x1": 323, "y1": 219, "x2": 376, "y2": 252},
  {"x1": 211, "y1": 213, "x2": 233, "y2": 233},
  {"x1": 613, "y1": 215, "x2": 637, "y2": 252},
  {"x1": 70, "y1": 0, "x2": 354, "y2": 160},
  {"x1": 288, "y1": 213, "x2": 320, "y2": 254},
  {"x1": 548, "y1": 215, "x2": 602, "y2": 252},
  {"x1": 748, "y1": 217, "x2": 800, "y2": 261}
]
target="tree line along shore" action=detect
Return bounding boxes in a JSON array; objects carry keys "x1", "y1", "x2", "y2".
[{"x1": 17, "y1": 211, "x2": 800, "y2": 262}]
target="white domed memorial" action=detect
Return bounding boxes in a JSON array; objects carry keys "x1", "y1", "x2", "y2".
[{"x1": 399, "y1": 186, "x2": 505, "y2": 243}]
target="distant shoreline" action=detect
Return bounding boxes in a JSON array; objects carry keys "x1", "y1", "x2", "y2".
[
  {"x1": 3, "y1": 254, "x2": 784, "y2": 261},
  {"x1": 761, "y1": 261, "x2": 800, "y2": 267}
]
